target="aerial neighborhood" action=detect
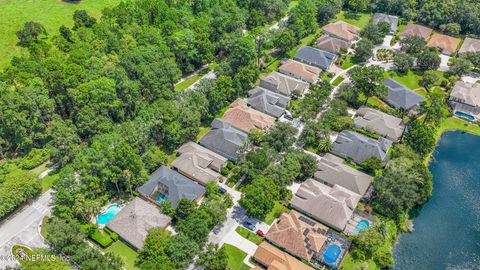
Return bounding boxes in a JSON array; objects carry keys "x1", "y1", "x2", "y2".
[{"x1": 1, "y1": 1, "x2": 480, "y2": 270}]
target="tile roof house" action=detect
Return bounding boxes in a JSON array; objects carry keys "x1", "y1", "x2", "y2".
[
  {"x1": 248, "y1": 87, "x2": 290, "y2": 118},
  {"x1": 278, "y1": 59, "x2": 321, "y2": 83},
  {"x1": 399, "y1": 23, "x2": 433, "y2": 40},
  {"x1": 332, "y1": 130, "x2": 393, "y2": 164},
  {"x1": 291, "y1": 179, "x2": 361, "y2": 231},
  {"x1": 354, "y1": 106, "x2": 406, "y2": 142},
  {"x1": 293, "y1": 46, "x2": 338, "y2": 70},
  {"x1": 260, "y1": 71, "x2": 309, "y2": 97},
  {"x1": 314, "y1": 153, "x2": 373, "y2": 196},
  {"x1": 371, "y1": 13, "x2": 399, "y2": 34},
  {"x1": 316, "y1": 35, "x2": 350, "y2": 54},
  {"x1": 266, "y1": 210, "x2": 329, "y2": 261},
  {"x1": 106, "y1": 197, "x2": 172, "y2": 250},
  {"x1": 253, "y1": 242, "x2": 314, "y2": 270},
  {"x1": 138, "y1": 165, "x2": 206, "y2": 207},
  {"x1": 449, "y1": 81, "x2": 480, "y2": 121},
  {"x1": 427, "y1": 33, "x2": 461, "y2": 56},
  {"x1": 459, "y1": 37, "x2": 480, "y2": 56},
  {"x1": 199, "y1": 118, "x2": 248, "y2": 162},
  {"x1": 222, "y1": 99, "x2": 275, "y2": 133},
  {"x1": 172, "y1": 142, "x2": 228, "y2": 185},
  {"x1": 322, "y1": 21, "x2": 360, "y2": 44},
  {"x1": 384, "y1": 78, "x2": 426, "y2": 111}
]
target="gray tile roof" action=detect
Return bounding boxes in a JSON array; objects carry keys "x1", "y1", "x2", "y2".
[
  {"x1": 332, "y1": 130, "x2": 393, "y2": 164},
  {"x1": 372, "y1": 13, "x2": 398, "y2": 34},
  {"x1": 247, "y1": 86, "x2": 290, "y2": 118},
  {"x1": 106, "y1": 197, "x2": 171, "y2": 249},
  {"x1": 260, "y1": 71, "x2": 309, "y2": 96},
  {"x1": 199, "y1": 119, "x2": 248, "y2": 162},
  {"x1": 137, "y1": 166, "x2": 205, "y2": 207},
  {"x1": 354, "y1": 106, "x2": 405, "y2": 142},
  {"x1": 294, "y1": 46, "x2": 337, "y2": 70},
  {"x1": 384, "y1": 78, "x2": 425, "y2": 110},
  {"x1": 314, "y1": 153, "x2": 373, "y2": 196}
]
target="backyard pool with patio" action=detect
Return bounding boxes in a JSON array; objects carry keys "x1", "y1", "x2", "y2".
[
  {"x1": 97, "y1": 204, "x2": 122, "y2": 226},
  {"x1": 155, "y1": 194, "x2": 167, "y2": 203},
  {"x1": 454, "y1": 111, "x2": 475, "y2": 121},
  {"x1": 393, "y1": 132, "x2": 480, "y2": 269},
  {"x1": 323, "y1": 244, "x2": 341, "y2": 267},
  {"x1": 353, "y1": 219, "x2": 370, "y2": 235}
]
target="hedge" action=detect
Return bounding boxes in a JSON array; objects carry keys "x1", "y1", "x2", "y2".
[
  {"x1": 0, "y1": 172, "x2": 41, "y2": 220},
  {"x1": 89, "y1": 230, "x2": 113, "y2": 248}
]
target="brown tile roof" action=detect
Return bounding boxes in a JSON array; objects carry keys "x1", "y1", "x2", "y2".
[
  {"x1": 253, "y1": 242, "x2": 314, "y2": 270},
  {"x1": 221, "y1": 99, "x2": 276, "y2": 133},
  {"x1": 399, "y1": 23, "x2": 433, "y2": 40},
  {"x1": 427, "y1": 33, "x2": 461, "y2": 55},
  {"x1": 278, "y1": 59, "x2": 320, "y2": 83},
  {"x1": 291, "y1": 179, "x2": 361, "y2": 231},
  {"x1": 316, "y1": 35, "x2": 350, "y2": 54},
  {"x1": 266, "y1": 211, "x2": 328, "y2": 261},
  {"x1": 459, "y1": 37, "x2": 480, "y2": 55},
  {"x1": 322, "y1": 21, "x2": 360, "y2": 42}
]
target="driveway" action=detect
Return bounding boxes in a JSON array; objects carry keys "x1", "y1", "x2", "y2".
[
  {"x1": 0, "y1": 190, "x2": 52, "y2": 269},
  {"x1": 438, "y1": 54, "x2": 450, "y2": 71}
]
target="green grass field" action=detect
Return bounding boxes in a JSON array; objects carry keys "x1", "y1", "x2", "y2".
[
  {"x1": 335, "y1": 11, "x2": 373, "y2": 29},
  {"x1": 235, "y1": 226, "x2": 264, "y2": 245},
  {"x1": 383, "y1": 70, "x2": 446, "y2": 90},
  {"x1": 105, "y1": 241, "x2": 139, "y2": 270},
  {"x1": 0, "y1": 0, "x2": 122, "y2": 68},
  {"x1": 222, "y1": 244, "x2": 251, "y2": 270}
]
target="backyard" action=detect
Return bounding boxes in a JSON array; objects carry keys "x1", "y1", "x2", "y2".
[
  {"x1": 105, "y1": 241, "x2": 139, "y2": 270},
  {"x1": 383, "y1": 70, "x2": 446, "y2": 90},
  {"x1": 335, "y1": 11, "x2": 373, "y2": 29},
  {"x1": 0, "y1": 0, "x2": 121, "y2": 68}
]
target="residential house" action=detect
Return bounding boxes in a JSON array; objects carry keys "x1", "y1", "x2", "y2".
[
  {"x1": 427, "y1": 33, "x2": 461, "y2": 56},
  {"x1": 332, "y1": 130, "x2": 393, "y2": 164},
  {"x1": 106, "y1": 197, "x2": 172, "y2": 250},
  {"x1": 449, "y1": 81, "x2": 480, "y2": 121},
  {"x1": 371, "y1": 13, "x2": 398, "y2": 34},
  {"x1": 316, "y1": 35, "x2": 349, "y2": 54},
  {"x1": 399, "y1": 23, "x2": 433, "y2": 40},
  {"x1": 137, "y1": 165, "x2": 205, "y2": 207},
  {"x1": 458, "y1": 37, "x2": 480, "y2": 56},
  {"x1": 384, "y1": 78, "x2": 426, "y2": 111},
  {"x1": 248, "y1": 87, "x2": 290, "y2": 118},
  {"x1": 199, "y1": 118, "x2": 248, "y2": 162},
  {"x1": 260, "y1": 71, "x2": 309, "y2": 97},
  {"x1": 354, "y1": 106, "x2": 406, "y2": 142},
  {"x1": 172, "y1": 142, "x2": 228, "y2": 185},
  {"x1": 291, "y1": 179, "x2": 361, "y2": 231},
  {"x1": 293, "y1": 46, "x2": 337, "y2": 70},
  {"x1": 278, "y1": 59, "x2": 321, "y2": 83},
  {"x1": 322, "y1": 21, "x2": 360, "y2": 44},
  {"x1": 222, "y1": 99, "x2": 275, "y2": 133},
  {"x1": 253, "y1": 242, "x2": 314, "y2": 270},
  {"x1": 314, "y1": 153, "x2": 373, "y2": 196}
]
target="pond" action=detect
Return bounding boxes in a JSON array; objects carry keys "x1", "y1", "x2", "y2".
[{"x1": 393, "y1": 131, "x2": 480, "y2": 270}]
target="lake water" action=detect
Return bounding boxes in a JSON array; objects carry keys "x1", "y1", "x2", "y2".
[{"x1": 393, "y1": 131, "x2": 480, "y2": 270}]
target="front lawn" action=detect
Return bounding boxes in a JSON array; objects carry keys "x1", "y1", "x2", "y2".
[
  {"x1": 222, "y1": 244, "x2": 251, "y2": 270},
  {"x1": 235, "y1": 226, "x2": 264, "y2": 245},
  {"x1": 264, "y1": 201, "x2": 290, "y2": 225},
  {"x1": 335, "y1": 11, "x2": 373, "y2": 29},
  {"x1": 340, "y1": 54, "x2": 361, "y2": 69},
  {"x1": 105, "y1": 241, "x2": 139, "y2": 270},
  {"x1": 332, "y1": 76, "x2": 345, "y2": 86}
]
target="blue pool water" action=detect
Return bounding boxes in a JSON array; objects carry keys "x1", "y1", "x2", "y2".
[
  {"x1": 323, "y1": 244, "x2": 341, "y2": 266},
  {"x1": 455, "y1": 111, "x2": 475, "y2": 120},
  {"x1": 393, "y1": 132, "x2": 480, "y2": 270},
  {"x1": 354, "y1": 219, "x2": 370, "y2": 235},
  {"x1": 156, "y1": 194, "x2": 167, "y2": 203},
  {"x1": 97, "y1": 204, "x2": 121, "y2": 225}
]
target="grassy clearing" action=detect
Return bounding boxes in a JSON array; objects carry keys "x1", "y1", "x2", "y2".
[
  {"x1": 41, "y1": 172, "x2": 60, "y2": 192},
  {"x1": 222, "y1": 244, "x2": 251, "y2": 270},
  {"x1": 332, "y1": 76, "x2": 345, "y2": 86},
  {"x1": 264, "y1": 201, "x2": 290, "y2": 225},
  {"x1": 0, "y1": 0, "x2": 122, "y2": 68},
  {"x1": 105, "y1": 241, "x2": 139, "y2": 270},
  {"x1": 287, "y1": 29, "x2": 322, "y2": 58},
  {"x1": 383, "y1": 70, "x2": 446, "y2": 90},
  {"x1": 235, "y1": 226, "x2": 264, "y2": 245},
  {"x1": 335, "y1": 11, "x2": 373, "y2": 29},
  {"x1": 174, "y1": 63, "x2": 217, "y2": 91}
]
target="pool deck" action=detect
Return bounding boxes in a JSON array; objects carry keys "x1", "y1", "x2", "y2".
[{"x1": 344, "y1": 210, "x2": 376, "y2": 236}]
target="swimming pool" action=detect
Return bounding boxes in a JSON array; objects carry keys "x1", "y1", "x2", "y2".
[
  {"x1": 354, "y1": 219, "x2": 370, "y2": 235},
  {"x1": 156, "y1": 194, "x2": 167, "y2": 203},
  {"x1": 455, "y1": 111, "x2": 475, "y2": 121},
  {"x1": 323, "y1": 244, "x2": 341, "y2": 267},
  {"x1": 97, "y1": 204, "x2": 121, "y2": 225}
]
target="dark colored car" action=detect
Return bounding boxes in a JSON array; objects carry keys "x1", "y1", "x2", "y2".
[
  {"x1": 243, "y1": 221, "x2": 256, "y2": 231},
  {"x1": 256, "y1": 229, "x2": 265, "y2": 237},
  {"x1": 218, "y1": 187, "x2": 227, "y2": 194}
]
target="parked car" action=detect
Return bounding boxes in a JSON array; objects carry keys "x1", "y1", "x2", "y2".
[
  {"x1": 218, "y1": 187, "x2": 227, "y2": 194},
  {"x1": 256, "y1": 229, "x2": 265, "y2": 237},
  {"x1": 243, "y1": 221, "x2": 256, "y2": 231}
]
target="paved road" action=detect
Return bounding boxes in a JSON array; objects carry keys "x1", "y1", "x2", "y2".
[{"x1": 0, "y1": 190, "x2": 52, "y2": 269}]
